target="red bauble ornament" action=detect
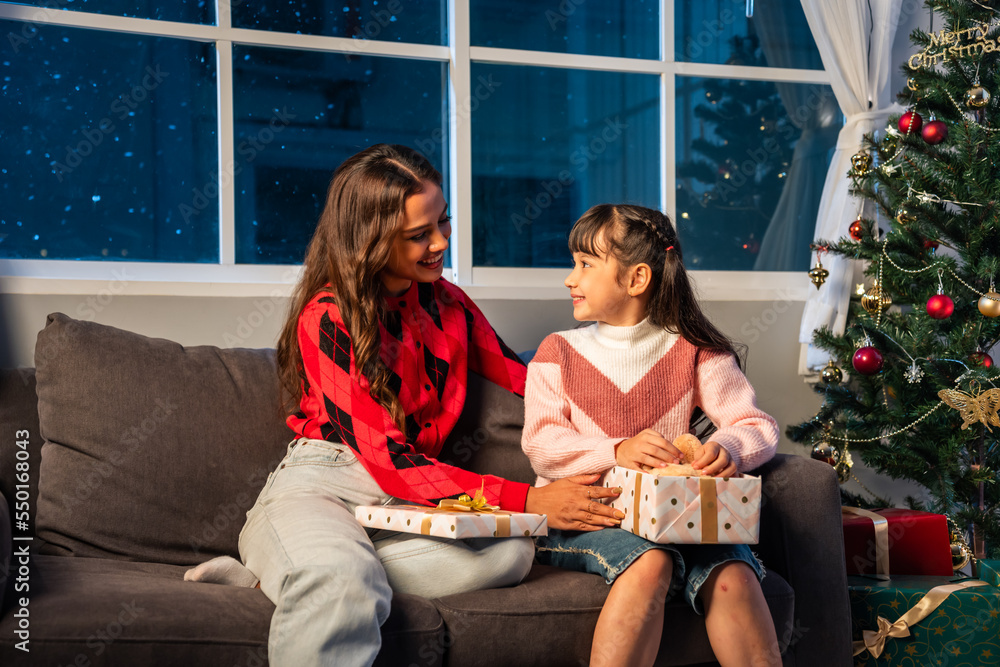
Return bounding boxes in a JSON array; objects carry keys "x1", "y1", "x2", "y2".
[
  {"x1": 921, "y1": 119, "x2": 948, "y2": 144},
  {"x1": 923, "y1": 238, "x2": 939, "y2": 251},
  {"x1": 852, "y1": 346, "x2": 884, "y2": 375},
  {"x1": 926, "y1": 294, "x2": 954, "y2": 319},
  {"x1": 898, "y1": 110, "x2": 923, "y2": 135},
  {"x1": 849, "y1": 219, "x2": 865, "y2": 241},
  {"x1": 970, "y1": 351, "x2": 994, "y2": 368}
]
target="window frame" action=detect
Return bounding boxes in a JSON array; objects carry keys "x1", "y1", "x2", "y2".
[{"x1": 0, "y1": 0, "x2": 830, "y2": 303}]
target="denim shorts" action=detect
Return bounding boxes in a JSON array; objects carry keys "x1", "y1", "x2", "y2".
[{"x1": 535, "y1": 527, "x2": 765, "y2": 614}]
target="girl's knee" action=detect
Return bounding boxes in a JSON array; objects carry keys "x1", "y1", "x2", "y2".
[
  {"x1": 625, "y1": 549, "x2": 673, "y2": 589},
  {"x1": 705, "y1": 561, "x2": 758, "y2": 599}
]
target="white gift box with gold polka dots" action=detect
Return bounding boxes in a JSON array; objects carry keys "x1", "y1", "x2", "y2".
[
  {"x1": 355, "y1": 504, "x2": 548, "y2": 539},
  {"x1": 600, "y1": 466, "x2": 761, "y2": 544}
]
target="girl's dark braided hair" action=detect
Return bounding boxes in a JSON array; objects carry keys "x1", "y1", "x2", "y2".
[{"x1": 567, "y1": 204, "x2": 747, "y2": 438}]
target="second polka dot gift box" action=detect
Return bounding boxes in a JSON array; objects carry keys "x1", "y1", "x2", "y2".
[{"x1": 600, "y1": 466, "x2": 762, "y2": 544}]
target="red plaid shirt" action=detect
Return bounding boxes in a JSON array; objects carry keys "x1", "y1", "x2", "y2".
[{"x1": 288, "y1": 278, "x2": 530, "y2": 510}]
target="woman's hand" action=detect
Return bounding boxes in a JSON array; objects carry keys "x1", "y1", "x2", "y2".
[
  {"x1": 615, "y1": 429, "x2": 680, "y2": 471},
  {"x1": 691, "y1": 441, "x2": 738, "y2": 477},
  {"x1": 524, "y1": 474, "x2": 624, "y2": 531}
]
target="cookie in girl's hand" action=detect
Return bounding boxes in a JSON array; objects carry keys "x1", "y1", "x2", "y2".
[
  {"x1": 671, "y1": 433, "x2": 703, "y2": 465},
  {"x1": 643, "y1": 434, "x2": 704, "y2": 477}
]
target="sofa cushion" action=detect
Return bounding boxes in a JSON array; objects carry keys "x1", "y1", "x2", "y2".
[
  {"x1": 33, "y1": 313, "x2": 294, "y2": 565},
  {"x1": 439, "y1": 371, "x2": 534, "y2": 486},
  {"x1": 0, "y1": 555, "x2": 444, "y2": 667},
  {"x1": 433, "y1": 563, "x2": 795, "y2": 666}
]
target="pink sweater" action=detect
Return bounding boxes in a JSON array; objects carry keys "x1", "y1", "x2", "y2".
[{"x1": 522, "y1": 319, "x2": 778, "y2": 486}]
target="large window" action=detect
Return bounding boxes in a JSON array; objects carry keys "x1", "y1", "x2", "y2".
[{"x1": 0, "y1": 0, "x2": 838, "y2": 290}]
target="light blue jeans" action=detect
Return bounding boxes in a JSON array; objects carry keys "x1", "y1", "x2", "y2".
[{"x1": 238, "y1": 438, "x2": 534, "y2": 667}]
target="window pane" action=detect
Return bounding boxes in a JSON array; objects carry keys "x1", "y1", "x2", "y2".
[
  {"x1": 675, "y1": 77, "x2": 841, "y2": 271},
  {"x1": 0, "y1": 20, "x2": 218, "y2": 262},
  {"x1": 471, "y1": 0, "x2": 658, "y2": 59},
  {"x1": 675, "y1": 0, "x2": 823, "y2": 70},
  {"x1": 471, "y1": 64, "x2": 659, "y2": 268},
  {"x1": 1, "y1": 0, "x2": 213, "y2": 24},
  {"x1": 232, "y1": 45, "x2": 448, "y2": 264},
  {"x1": 232, "y1": 1, "x2": 445, "y2": 45}
]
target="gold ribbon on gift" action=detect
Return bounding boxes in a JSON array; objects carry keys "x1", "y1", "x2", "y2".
[
  {"x1": 630, "y1": 474, "x2": 720, "y2": 542},
  {"x1": 700, "y1": 477, "x2": 719, "y2": 544},
  {"x1": 852, "y1": 579, "x2": 988, "y2": 658},
  {"x1": 417, "y1": 487, "x2": 511, "y2": 537},
  {"x1": 633, "y1": 474, "x2": 642, "y2": 535},
  {"x1": 842, "y1": 507, "x2": 890, "y2": 577}
]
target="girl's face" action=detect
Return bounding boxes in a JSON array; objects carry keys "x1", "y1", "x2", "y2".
[
  {"x1": 565, "y1": 243, "x2": 640, "y2": 326},
  {"x1": 382, "y1": 180, "x2": 451, "y2": 296}
]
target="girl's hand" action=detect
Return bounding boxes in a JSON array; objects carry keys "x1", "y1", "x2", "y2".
[
  {"x1": 616, "y1": 429, "x2": 680, "y2": 471},
  {"x1": 524, "y1": 474, "x2": 625, "y2": 531},
  {"x1": 691, "y1": 441, "x2": 738, "y2": 477}
]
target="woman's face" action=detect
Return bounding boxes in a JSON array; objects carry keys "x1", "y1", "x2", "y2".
[{"x1": 381, "y1": 180, "x2": 451, "y2": 297}]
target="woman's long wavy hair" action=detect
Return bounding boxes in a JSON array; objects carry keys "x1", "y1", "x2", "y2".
[
  {"x1": 276, "y1": 144, "x2": 442, "y2": 428},
  {"x1": 568, "y1": 204, "x2": 747, "y2": 437}
]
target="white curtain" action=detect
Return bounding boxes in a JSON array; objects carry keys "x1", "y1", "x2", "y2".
[
  {"x1": 753, "y1": 0, "x2": 842, "y2": 271},
  {"x1": 797, "y1": 0, "x2": 905, "y2": 373}
]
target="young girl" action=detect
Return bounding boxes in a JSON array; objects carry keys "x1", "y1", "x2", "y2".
[
  {"x1": 522, "y1": 204, "x2": 782, "y2": 667},
  {"x1": 186, "y1": 144, "x2": 622, "y2": 667}
]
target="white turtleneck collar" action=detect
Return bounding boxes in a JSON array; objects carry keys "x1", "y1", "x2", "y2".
[{"x1": 591, "y1": 318, "x2": 662, "y2": 349}]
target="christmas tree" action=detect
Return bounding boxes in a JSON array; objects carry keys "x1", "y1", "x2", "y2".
[
  {"x1": 676, "y1": 35, "x2": 797, "y2": 268},
  {"x1": 788, "y1": 0, "x2": 1000, "y2": 561}
]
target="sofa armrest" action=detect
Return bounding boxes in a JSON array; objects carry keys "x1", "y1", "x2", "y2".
[
  {"x1": 0, "y1": 490, "x2": 10, "y2": 612},
  {"x1": 749, "y1": 453, "x2": 852, "y2": 667}
]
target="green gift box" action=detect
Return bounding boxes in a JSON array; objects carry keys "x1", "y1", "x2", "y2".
[
  {"x1": 849, "y1": 573, "x2": 1000, "y2": 666},
  {"x1": 978, "y1": 560, "x2": 1000, "y2": 587}
]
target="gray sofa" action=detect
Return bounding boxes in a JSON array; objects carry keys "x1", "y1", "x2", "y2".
[{"x1": 0, "y1": 312, "x2": 852, "y2": 666}]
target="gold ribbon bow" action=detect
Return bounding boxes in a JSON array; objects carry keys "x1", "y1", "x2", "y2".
[
  {"x1": 852, "y1": 580, "x2": 988, "y2": 658},
  {"x1": 436, "y1": 485, "x2": 499, "y2": 513},
  {"x1": 419, "y1": 484, "x2": 512, "y2": 536},
  {"x1": 842, "y1": 507, "x2": 890, "y2": 577}
]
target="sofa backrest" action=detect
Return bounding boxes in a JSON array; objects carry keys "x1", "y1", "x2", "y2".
[
  {"x1": 22, "y1": 313, "x2": 534, "y2": 567},
  {"x1": 32, "y1": 313, "x2": 294, "y2": 566}
]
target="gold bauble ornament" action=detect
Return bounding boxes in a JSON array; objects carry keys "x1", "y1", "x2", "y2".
[
  {"x1": 835, "y1": 449, "x2": 853, "y2": 484},
  {"x1": 951, "y1": 532, "x2": 972, "y2": 571},
  {"x1": 820, "y1": 359, "x2": 843, "y2": 385},
  {"x1": 881, "y1": 134, "x2": 899, "y2": 158},
  {"x1": 809, "y1": 261, "x2": 829, "y2": 289},
  {"x1": 966, "y1": 85, "x2": 991, "y2": 109},
  {"x1": 851, "y1": 151, "x2": 873, "y2": 174},
  {"x1": 979, "y1": 291, "x2": 1000, "y2": 318},
  {"x1": 860, "y1": 280, "x2": 892, "y2": 315},
  {"x1": 895, "y1": 200, "x2": 919, "y2": 225}
]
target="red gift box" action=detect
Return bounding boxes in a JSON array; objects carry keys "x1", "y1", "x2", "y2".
[{"x1": 842, "y1": 508, "x2": 953, "y2": 576}]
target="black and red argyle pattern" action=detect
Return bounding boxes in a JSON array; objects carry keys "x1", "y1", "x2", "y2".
[{"x1": 288, "y1": 279, "x2": 529, "y2": 509}]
